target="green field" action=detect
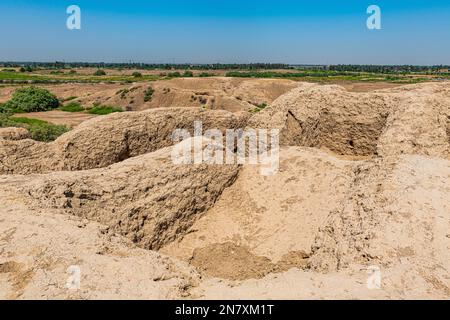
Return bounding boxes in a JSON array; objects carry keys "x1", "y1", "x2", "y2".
[
  {"x1": 0, "y1": 69, "x2": 448, "y2": 85},
  {"x1": 224, "y1": 70, "x2": 447, "y2": 84},
  {"x1": 0, "y1": 114, "x2": 69, "y2": 142},
  {"x1": 0, "y1": 71, "x2": 161, "y2": 84}
]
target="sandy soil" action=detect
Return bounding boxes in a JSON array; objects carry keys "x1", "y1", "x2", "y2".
[
  {"x1": 1, "y1": 80, "x2": 450, "y2": 300},
  {"x1": 332, "y1": 81, "x2": 404, "y2": 92},
  {"x1": 14, "y1": 111, "x2": 97, "y2": 128},
  {"x1": 0, "y1": 78, "x2": 298, "y2": 113}
]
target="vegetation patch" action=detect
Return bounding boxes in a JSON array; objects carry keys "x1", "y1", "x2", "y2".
[
  {"x1": 19, "y1": 66, "x2": 34, "y2": 72},
  {"x1": 0, "y1": 71, "x2": 160, "y2": 84},
  {"x1": 59, "y1": 102, "x2": 84, "y2": 112},
  {"x1": 0, "y1": 113, "x2": 69, "y2": 142},
  {"x1": 93, "y1": 69, "x2": 107, "y2": 76},
  {"x1": 1, "y1": 87, "x2": 60, "y2": 113},
  {"x1": 198, "y1": 72, "x2": 214, "y2": 77},
  {"x1": 251, "y1": 102, "x2": 268, "y2": 113},
  {"x1": 168, "y1": 72, "x2": 182, "y2": 78},
  {"x1": 144, "y1": 87, "x2": 155, "y2": 102},
  {"x1": 88, "y1": 105, "x2": 123, "y2": 115}
]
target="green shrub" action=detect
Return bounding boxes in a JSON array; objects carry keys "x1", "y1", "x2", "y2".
[
  {"x1": 168, "y1": 72, "x2": 182, "y2": 77},
  {"x1": 251, "y1": 102, "x2": 268, "y2": 113},
  {"x1": 0, "y1": 111, "x2": 13, "y2": 125},
  {"x1": 257, "y1": 102, "x2": 268, "y2": 109},
  {"x1": 117, "y1": 88, "x2": 129, "y2": 99},
  {"x1": 183, "y1": 70, "x2": 194, "y2": 77},
  {"x1": 198, "y1": 72, "x2": 213, "y2": 77},
  {"x1": 88, "y1": 105, "x2": 123, "y2": 115},
  {"x1": 27, "y1": 122, "x2": 69, "y2": 142},
  {"x1": 132, "y1": 71, "x2": 142, "y2": 78},
  {"x1": 60, "y1": 102, "x2": 84, "y2": 112},
  {"x1": 93, "y1": 69, "x2": 106, "y2": 76},
  {"x1": 0, "y1": 103, "x2": 8, "y2": 113},
  {"x1": 0, "y1": 116, "x2": 69, "y2": 142},
  {"x1": 3, "y1": 87, "x2": 60, "y2": 113},
  {"x1": 144, "y1": 87, "x2": 155, "y2": 102}
]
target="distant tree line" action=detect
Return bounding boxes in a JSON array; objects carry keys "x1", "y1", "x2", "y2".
[
  {"x1": 324, "y1": 65, "x2": 450, "y2": 74},
  {"x1": 0, "y1": 62, "x2": 291, "y2": 71},
  {"x1": 1, "y1": 62, "x2": 449, "y2": 75}
]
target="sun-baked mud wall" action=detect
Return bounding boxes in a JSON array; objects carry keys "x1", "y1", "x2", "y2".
[
  {"x1": 0, "y1": 108, "x2": 248, "y2": 174},
  {"x1": 14, "y1": 140, "x2": 240, "y2": 250},
  {"x1": 250, "y1": 85, "x2": 392, "y2": 156}
]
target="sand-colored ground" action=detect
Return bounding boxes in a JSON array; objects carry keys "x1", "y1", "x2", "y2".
[
  {"x1": 14, "y1": 111, "x2": 97, "y2": 128},
  {"x1": 1, "y1": 80, "x2": 450, "y2": 300},
  {"x1": 331, "y1": 81, "x2": 403, "y2": 92},
  {"x1": 1, "y1": 78, "x2": 405, "y2": 128},
  {"x1": 0, "y1": 78, "x2": 299, "y2": 113}
]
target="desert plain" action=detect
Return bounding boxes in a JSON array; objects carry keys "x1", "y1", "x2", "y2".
[{"x1": 0, "y1": 76, "x2": 449, "y2": 299}]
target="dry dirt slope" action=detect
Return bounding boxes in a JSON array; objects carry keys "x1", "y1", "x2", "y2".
[
  {"x1": 0, "y1": 77, "x2": 299, "y2": 113},
  {"x1": 0, "y1": 108, "x2": 248, "y2": 174},
  {"x1": 1, "y1": 82, "x2": 450, "y2": 299}
]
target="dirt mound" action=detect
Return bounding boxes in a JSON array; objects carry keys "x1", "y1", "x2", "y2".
[
  {"x1": 190, "y1": 243, "x2": 276, "y2": 281},
  {"x1": 249, "y1": 84, "x2": 394, "y2": 156},
  {"x1": 0, "y1": 127, "x2": 30, "y2": 141},
  {"x1": 309, "y1": 155, "x2": 450, "y2": 274},
  {"x1": 162, "y1": 82, "x2": 450, "y2": 286},
  {"x1": 162, "y1": 147, "x2": 359, "y2": 267},
  {"x1": 2, "y1": 138, "x2": 239, "y2": 250},
  {"x1": 0, "y1": 193, "x2": 199, "y2": 299},
  {"x1": 0, "y1": 108, "x2": 248, "y2": 174},
  {"x1": 163, "y1": 150, "x2": 450, "y2": 287},
  {"x1": 0, "y1": 80, "x2": 298, "y2": 132},
  {"x1": 190, "y1": 242, "x2": 308, "y2": 281},
  {"x1": 71, "y1": 78, "x2": 299, "y2": 113},
  {"x1": 250, "y1": 83, "x2": 450, "y2": 158},
  {"x1": 377, "y1": 94, "x2": 449, "y2": 158}
]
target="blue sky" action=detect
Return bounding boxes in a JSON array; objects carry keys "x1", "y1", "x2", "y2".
[{"x1": 0, "y1": 0, "x2": 449, "y2": 64}]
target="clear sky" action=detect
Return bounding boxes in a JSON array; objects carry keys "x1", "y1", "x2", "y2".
[{"x1": 1, "y1": 0, "x2": 449, "y2": 64}]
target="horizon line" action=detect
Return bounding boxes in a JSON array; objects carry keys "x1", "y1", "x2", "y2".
[{"x1": 1, "y1": 62, "x2": 450, "y2": 67}]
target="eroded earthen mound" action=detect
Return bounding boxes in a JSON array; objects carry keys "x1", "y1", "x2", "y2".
[
  {"x1": 0, "y1": 127, "x2": 30, "y2": 141},
  {"x1": 2, "y1": 138, "x2": 239, "y2": 250},
  {"x1": 249, "y1": 83, "x2": 450, "y2": 158},
  {"x1": 249, "y1": 85, "x2": 393, "y2": 156},
  {"x1": 0, "y1": 108, "x2": 248, "y2": 174},
  {"x1": 161, "y1": 146, "x2": 359, "y2": 275}
]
